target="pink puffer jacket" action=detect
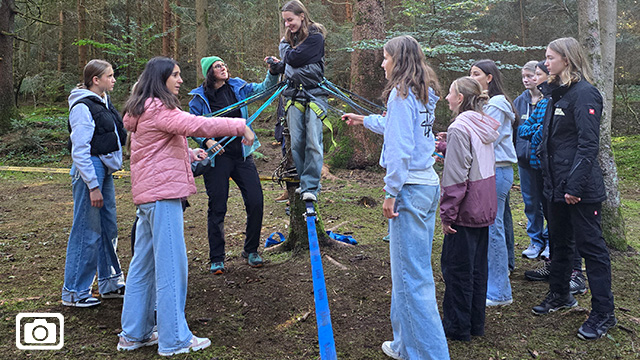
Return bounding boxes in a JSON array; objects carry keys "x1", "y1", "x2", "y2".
[{"x1": 124, "y1": 98, "x2": 246, "y2": 205}]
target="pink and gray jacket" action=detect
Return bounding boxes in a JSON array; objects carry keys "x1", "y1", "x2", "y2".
[
  {"x1": 124, "y1": 98, "x2": 246, "y2": 205},
  {"x1": 440, "y1": 110, "x2": 500, "y2": 228}
]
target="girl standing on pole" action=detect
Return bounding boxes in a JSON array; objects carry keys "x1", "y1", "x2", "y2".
[
  {"x1": 342, "y1": 35, "x2": 450, "y2": 360},
  {"x1": 280, "y1": 0, "x2": 327, "y2": 202}
]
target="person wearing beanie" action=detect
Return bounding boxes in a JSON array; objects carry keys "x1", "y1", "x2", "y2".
[{"x1": 188, "y1": 55, "x2": 282, "y2": 275}]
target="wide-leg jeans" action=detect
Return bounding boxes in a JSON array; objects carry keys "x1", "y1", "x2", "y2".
[
  {"x1": 486, "y1": 166, "x2": 513, "y2": 302},
  {"x1": 62, "y1": 157, "x2": 125, "y2": 302},
  {"x1": 120, "y1": 199, "x2": 193, "y2": 353},
  {"x1": 388, "y1": 184, "x2": 450, "y2": 360}
]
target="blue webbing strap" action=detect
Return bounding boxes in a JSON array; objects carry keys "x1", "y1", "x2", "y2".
[
  {"x1": 202, "y1": 81, "x2": 286, "y2": 118},
  {"x1": 209, "y1": 83, "x2": 288, "y2": 157},
  {"x1": 318, "y1": 82, "x2": 374, "y2": 116},
  {"x1": 304, "y1": 201, "x2": 337, "y2": 360},
  {"x1": 323, "y1": 79, "x2": 386, "y2": 112}
]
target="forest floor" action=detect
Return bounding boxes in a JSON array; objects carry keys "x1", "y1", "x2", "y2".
[{"x1": 1, "y1": 113, "x2": 640, "y2": 359}]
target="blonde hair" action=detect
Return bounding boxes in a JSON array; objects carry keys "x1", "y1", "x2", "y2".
[
  {"x1": 522, "y1": 60, "x2": 538, "y2": 74},
  {"x1": 281, "y1": 0, "x2": 326, "y2": 47},
  {"x1": 382, "y1": 35, "x2": 441, "y2": 104},
  {"x1": 547, "y1": 37, "x2": 592, "y2": 86},
  {"x1": 78, "y1": 59, "x2": 112, "y2": 89},
  {"x1": 451, "y1": 76, "x2": 489, "y2": 118}
]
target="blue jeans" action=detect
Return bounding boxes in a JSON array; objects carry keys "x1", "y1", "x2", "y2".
[
  {"x1": 120, "y1": 199, "x2": 193, "y2": 353},
  {"x1": 388, "y1": 184, "x2": 450, "y2": 360},
  {"x1": 486, "y1": 166, "x2": 513, "y2": 302},
  {"x1": 286, "y1": 97, "x2": 326, "y2": 196},
  {"x1": 518, "y1": 165, "x2": 548, "y2": 249},
  {"x1": 62, "y1": 157, "x2": 124, "y2": 302}
]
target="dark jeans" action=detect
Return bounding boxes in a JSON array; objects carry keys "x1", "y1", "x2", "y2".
[
  {"x1": 441, "y1": 225, "x2": 489, "y2": 341},
  {"x1": 205, "y1": 155, "x2": 263, "y2": 263},
  {"x1": 504, "y1": 192, "x2": 515, "y2": 271},
  {"x1": 547, "y1": 201, "x2": 614, "y2": 314}
]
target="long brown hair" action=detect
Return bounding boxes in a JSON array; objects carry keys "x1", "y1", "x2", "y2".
[
  {"x1": 281, "y1": 0, "x2": 326, "y2": 47},
  {"x1": 77, "y1": 59, "x2": 112, "y2": 89},
  {"x1": 547, "y1": 37, "x2": 592, "y2": 86},
  {"x1": 123, "y1": 57, "x2": 181, "y2": 117},
  {"x1": 451, "y1": 76, "x2": 489, "y2": 118},
  {"x1": 382, "y1": 35, "x2": 440, "y2": 105}
]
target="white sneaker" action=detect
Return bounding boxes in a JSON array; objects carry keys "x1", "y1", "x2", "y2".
[
  {"x1": 522, "y1": 244, "x2": 543, "y2": 259},
  {"x1": 302, "y1": 192, "x2": 317, "y2": 202},
  {"x1": 381, "y1": 341, "x2": 402, "y2": 359},
  {"x1": 62, "y1": 297, "x2": 101, "y2": 308},
  {"x1": 486, "y1": 298, "x2": 513, "y2": 306},
  {"x1": 158, "y1": 336, "x2": 211, "y2": 357},
  {"x1": 294, "y1": 187, "x2": 302, "y2": 194},
  {"x1": 540, "y1": 245, "x2": 550, "y2": 260},
  {"x1": 117, "y1": 331, "x2": 158, "y2": 351}
]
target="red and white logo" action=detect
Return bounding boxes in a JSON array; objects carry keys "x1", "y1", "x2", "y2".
[{"x1": 589, "y1": 108, "x2": 595, "y2": 115}]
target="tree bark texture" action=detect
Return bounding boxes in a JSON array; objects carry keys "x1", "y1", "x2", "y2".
[
  {"x1": 577, "y1": 0, "x2": 627, "y2": 250},
  {"x1": 162, "y1": 0, "x2": 173, "y2": 57},
  {"x1": 77, "y1": 0, "x2": 86, "y2": 75},
  {"x1": 0, "y1": 0, "x2": 18, "y2": 134},
  {"x1": 173, "y1": 0, "x2": 180, "y2": 61},
  {"x1": 57, "y1": 9, "x2": 64, "y2": 74},
  {"x1": 195, "y1": 0, "x2": 207, "y2": 82},
  {"x1": 346, "y1": 0, "x2": 385, "y2": 169}
]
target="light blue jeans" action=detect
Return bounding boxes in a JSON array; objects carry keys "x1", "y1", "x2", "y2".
[
  {"x1": 518, "y1": 165, "x2": 548, "y2": 249},
  {"x1": 62, "y1": 157, "x2": 125, "y2": 302},
  {"x1": 486, "y1": 166, "x2": 513, "y2": 302},
  {"x1": 286, "y1": 97, "x2": 326, "y2": 196},
  {"x1": 388, "y1": 184, "x2": 450, "y2": 360},
  {"x1": 120, "y1": 199, "x2": 193, "y2": 353}
]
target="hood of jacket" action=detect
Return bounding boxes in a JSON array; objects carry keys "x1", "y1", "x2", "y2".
[
  {"x1": 68, "y1": 88, "x2": 104, "y2": 110},
  {"x1": 456, "y1": 110, "x2": 500, "y2": 145},
  {"x1": 487, "y1": 95, "x2": 515, "y2": 124}
]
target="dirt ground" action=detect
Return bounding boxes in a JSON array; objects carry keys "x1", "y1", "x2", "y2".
[{"x1": 1, "y1": 137, "x2": 640, "y2": 359}]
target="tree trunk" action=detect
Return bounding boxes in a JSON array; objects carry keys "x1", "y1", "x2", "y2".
[
  {"x1": 77, "y1": 0, "x2": 86, "y2": 74},
  {"x1": 345, "y1": 0, "x2": 386, "y2": 169},
  {"x1": 577, "y1": 0, "x2": 627, "y2": 250},
  {"x1": 195, "y1": 0, "x2": 207, "y2": 82},
  {"x1": 162, "y1": 0, "x2": 172, "y2": 57},
  {"x1": 0, "y1": 0, "x2": 19, "y2": 134},
  {"x1": 57, "y1": 9, "x2": 64, "y2": 74},
  {"x1": 173, "y1": 0, "x2": 181, "y2": 61}
]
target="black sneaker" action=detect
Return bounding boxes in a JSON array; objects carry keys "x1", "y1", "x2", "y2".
[
  {"x1": 577, "y1": 311, "x2": 617, "y2": 340},
  {"x1": 525, "y1": 260, "x2": 551, "y2": 281},
  {"x1": 532, "y1": 291, "x2": 577, "y2": 315},
  {"x1": 570, "y1": 271, "x2": 588, "y2": 295},
  {"x1": 101, "y1": 286, "x2": 125, "y2": 299}
]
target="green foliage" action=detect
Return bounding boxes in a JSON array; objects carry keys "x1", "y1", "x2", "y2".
[
  {"x1": 18, "y1": 70, "x2": 77, "y2": 105},
  {"x1": 612, "y1": 135, "x2": 640, "y2": 183}
]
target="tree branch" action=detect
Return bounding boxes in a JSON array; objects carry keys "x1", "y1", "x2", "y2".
[
  {"x1": 0, "y1": 31, "x2": 34, "y2": 44},
  {"x1": 13, "y1": 9, "x2": 59, "y2": 26}
]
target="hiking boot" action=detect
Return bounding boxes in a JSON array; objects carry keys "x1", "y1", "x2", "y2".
[
  {"x1": 577, "y1": 311, "x2": 617, "y2": 340},
  {"x1": 158, "y1": 335, "x2": 211, "y2": 356},
  {"x1": 117, "y1": 331, "x2": 159, "y2": 351},
  {"x1": 210, "y1": 262, "x2": 225, "y2": 275},
  {"x1": 62, "y1": 297, "x2": 101, "y2": 308},
  {"x1": 525, "y1": 260, "x2": 551, "y2": 281},
  {"x1": 570, "y1": 270, "x2": 588, "y2": 295},
  {"x1": 532, "y1": 291, "x2": 577, "y2": 315},
  {"x1": 102, "y1": 286, "x2": 125, "y2": 299},
  {"x1": 242, "y1": 251, "x2": 264, "y2": 267},
  {"x1": 302, "y1": 192, "x2": 317, "y2": 202},
  {"x1": 486, "y1": 298, "x2": 513, "y2": 306},
  {"x1": 522, "y1": 243, "x2": 543, "y2": 259},
  {"x1": 381, "y1": 341, "x2": 402, "y2": 359},
  {"x1": 540, "y1": 245, "x2": 550, "y2": 260}
]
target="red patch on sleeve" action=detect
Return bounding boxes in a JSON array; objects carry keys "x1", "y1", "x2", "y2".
[{"x1": 589, "y1": 108, "x2": 595, "y2": 115}]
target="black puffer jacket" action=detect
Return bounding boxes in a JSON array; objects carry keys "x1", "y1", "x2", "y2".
[{"x1": 538, "y1": 79, "x2": 606, "y2": 203}]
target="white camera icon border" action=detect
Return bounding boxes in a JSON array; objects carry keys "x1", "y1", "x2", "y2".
[{"x1": 16, "y1": 313, "x2": 64, "y2": 350}]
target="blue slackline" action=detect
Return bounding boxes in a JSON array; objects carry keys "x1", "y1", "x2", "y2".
[{"x1": 304, "y1": 201, "x2": 338, "y2": 360}]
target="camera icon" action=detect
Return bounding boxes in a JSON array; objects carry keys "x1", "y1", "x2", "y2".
[{"x1": 16, "y1": 313, "x2": 64, "y2": 350}]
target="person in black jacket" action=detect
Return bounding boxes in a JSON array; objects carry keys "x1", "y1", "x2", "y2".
[
  {"x1": 532, "y1": 37, "x2": 616, "y2": 340},
  {"x1": 279, "y1": 0, "x2": 327, "y2": 202}
]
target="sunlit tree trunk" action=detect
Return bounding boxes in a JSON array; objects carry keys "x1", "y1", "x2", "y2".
[
  {"x1": 577, "y1": 0, "x2": 627, "y2": 250},
  {"x1": 57, "y1": 9, "x2": 64, "y2": 74},
  {"x1": 195, "y1": 0, "x2": 207, "y2": 82},
  {"x1": 346, "y1": 0, "x2": 385, "y2": 168}
]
